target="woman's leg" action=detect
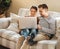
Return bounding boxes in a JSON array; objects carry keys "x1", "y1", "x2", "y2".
[
  {"x1": 20, "y1": 39, "x2": 30, "y2": 49},
  {"x1": 21, "y1": 29, "x2": 29, "y2": 38},
  {"x1": 29, "y1": 29, "x2": 37, "y2": 39},
  {"x1": 31, "y1": 29, "x2": 37, "y2": 35}
]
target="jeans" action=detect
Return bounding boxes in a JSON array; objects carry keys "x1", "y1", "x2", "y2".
[{"x1": 20, "y1": 29, "x2": 38, "y2": 38}]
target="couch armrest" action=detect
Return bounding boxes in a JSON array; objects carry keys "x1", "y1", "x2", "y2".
[
  {"x1": 56, "y1": 37, "x2": 60, "y2": 49},
  {"x1": 0, "y1": 18, "x2": 11, "y2": 29},
  {"x1": 0, "y1": 29, "x2": 25, "y2": 49}
]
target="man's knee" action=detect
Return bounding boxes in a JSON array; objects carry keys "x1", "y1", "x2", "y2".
[{"x1": 33, "y1": 34, "x2": 49, "y2": 41}]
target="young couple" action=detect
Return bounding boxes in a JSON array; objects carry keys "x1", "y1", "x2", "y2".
[{"x1": 20, "y1": 4, "x2": 55, "y2": 49}]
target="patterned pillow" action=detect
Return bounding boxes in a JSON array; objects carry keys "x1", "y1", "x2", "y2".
[
  {"x1": 7, "y1": 13, "x2": 20, "y2": 33},
  {"x1": 7, "y1": 23, "x2": 19, "y2": 33}
]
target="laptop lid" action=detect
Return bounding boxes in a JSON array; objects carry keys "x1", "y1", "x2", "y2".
[{"x1": 19, "y1": 17, "x2": 37, "y2": 29}]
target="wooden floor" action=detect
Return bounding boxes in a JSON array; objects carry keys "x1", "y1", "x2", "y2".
[{"x1": 0, "y1": 45, "x2": 9, "y2": 49}]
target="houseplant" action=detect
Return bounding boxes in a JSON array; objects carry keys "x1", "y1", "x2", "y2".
[{"x1": 0, "y1": 0, "x2": 11, "y2": 17}]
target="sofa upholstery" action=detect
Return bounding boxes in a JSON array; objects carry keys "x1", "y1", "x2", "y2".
[
  {"x1": 0, "y1": 17, "x2": 25, "y2": 49},
  {"x1": 29, "y1": 40, "x2": 57, "y2": 49},
  {"x1": 0, "y1": 8, "x2": 60, "y2": 49}
]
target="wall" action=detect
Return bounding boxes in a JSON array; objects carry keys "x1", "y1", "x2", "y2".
[{"x1": 8, "y1": 0, "x2": 60, "y2": 14}]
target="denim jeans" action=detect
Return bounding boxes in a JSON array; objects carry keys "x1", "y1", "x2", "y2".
[{"x1": 20, "y1": 29, "x2": 38, "y2": 38}]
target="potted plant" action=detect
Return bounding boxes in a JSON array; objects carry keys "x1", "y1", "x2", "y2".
[{"x1": 0, "y1": 0, "x2": 11, "y2": 18}]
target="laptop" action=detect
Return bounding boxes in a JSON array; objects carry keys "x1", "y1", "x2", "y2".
[{"x1": 19, "y1": 17, "x2": 37, "y2": 29}]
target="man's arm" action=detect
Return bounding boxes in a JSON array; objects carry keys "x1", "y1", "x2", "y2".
[{"x1": 38, "y1": 19, "x2": 55, "y2": 34}]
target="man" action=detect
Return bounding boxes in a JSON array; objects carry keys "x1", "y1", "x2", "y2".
[
  {"x1": 33, "y1": 4, "x2": 55, "y2": 41},
  {"x1": 20, "y1": 4, "x2": 55, "y2": 49}
]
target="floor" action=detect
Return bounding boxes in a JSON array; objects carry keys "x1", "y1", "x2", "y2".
[{"x1": 0, "y1": 45, "x2": 9, "y2": 49}]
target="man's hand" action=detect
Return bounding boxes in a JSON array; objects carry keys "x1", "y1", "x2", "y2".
[{"x1": 37, "y1": 25, "x2": 42, "y2": 30}]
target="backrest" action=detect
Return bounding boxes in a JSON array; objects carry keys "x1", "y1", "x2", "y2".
[
  {"x1": 18, "y1": 8, "x2": 40, "y2": 17},
  {"x1": 18, "y1": 8, "x2": 30, "y2": 17},
  {"x1": 18, "y1": 8, "x2": 60, "y2": 17}
]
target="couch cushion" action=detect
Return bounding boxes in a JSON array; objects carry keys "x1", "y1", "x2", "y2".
[
  {"x1": 10, "y1": 13, "x2": 19, "y2": 23},
  {"x1": 7, "y1": 23, "x2": 19, "y2": 33},
  {"x1": 29, "y1": 40, "x2": 57, "y2": 49},
  {"x1": 7, "y1": 13, "x2": 20, "y2": 33},
  {"x1": 0, "y1": 29, "x2": 21, "y2": 43},
  {"x1": 0, "y1": 18, "x2": 11, "y2": 29}
]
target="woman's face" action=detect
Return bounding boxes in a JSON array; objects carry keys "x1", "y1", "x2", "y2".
[{"x1": 30, "y1": 8, "x2": 37, "y2": 16}]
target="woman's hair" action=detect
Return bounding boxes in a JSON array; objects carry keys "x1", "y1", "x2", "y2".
[
  {"x1": 30, "y1": 6, "x2": 37, "y2": 11},
  {"x1": 38, "y1": 4, "x2": 48, "y2": 9}
]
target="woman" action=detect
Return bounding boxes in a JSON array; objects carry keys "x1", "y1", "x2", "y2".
[{"x1": 20, "y1": 6, "x2": 39, "y2": 49}]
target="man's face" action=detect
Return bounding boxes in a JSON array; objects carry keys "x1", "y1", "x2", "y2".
[
  {"x1": 39, "y1": 7, "x2": 48, "y2": 17},
  {"x1": 30, "y1": 8, "x2": 37, "y2": 17}
]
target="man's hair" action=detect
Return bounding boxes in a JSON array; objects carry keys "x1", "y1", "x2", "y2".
[
  {"x1": 38, "y1": 4, "x2": 48, "y2": 9},
  {"x1": 30, "y1": 6, "x2": 37, "y2": 11}
]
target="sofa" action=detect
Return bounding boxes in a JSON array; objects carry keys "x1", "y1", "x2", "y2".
[
  {"x1": 0, "y1": 17, "x2": 25, "y2": 49},
  {"x1": 0, "y1": 8, "x2": 60, "y2": 49}
]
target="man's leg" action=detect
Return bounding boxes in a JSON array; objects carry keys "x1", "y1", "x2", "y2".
[
  {"x1": 20, "y1": 39, "x2": 30, "y2": 49},
  {"x1": 33, "y1": 33, "x2": 49, "y2": 41}
]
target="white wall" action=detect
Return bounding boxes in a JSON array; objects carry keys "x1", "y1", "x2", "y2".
[{"x1": 8, "y1": 0, "x2": 60, "y2": 14}]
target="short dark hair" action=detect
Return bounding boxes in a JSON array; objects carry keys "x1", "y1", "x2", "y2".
[
  {"x1": 30, "y1": 6, "x2": 37, "y2": 11},
  {"x1": 38, "y1": 4, "x2": 48, "y2": 9}
]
